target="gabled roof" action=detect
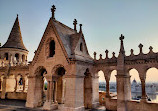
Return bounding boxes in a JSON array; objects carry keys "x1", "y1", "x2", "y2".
[
  {"x1": 2, "y1": 15, "x2": 28, "y2": 51},
  {"x1": 52, "y1": 20, "x2": 76, "y2": 57}
]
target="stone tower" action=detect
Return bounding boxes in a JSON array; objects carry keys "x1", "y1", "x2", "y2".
[{"x1": 0, "y1": 15, "x2": 28, "y2": 65}]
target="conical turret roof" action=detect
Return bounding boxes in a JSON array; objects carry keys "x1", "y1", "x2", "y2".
[{"x1": 2, "y1": 15, "x2": 28, "y2": 51}]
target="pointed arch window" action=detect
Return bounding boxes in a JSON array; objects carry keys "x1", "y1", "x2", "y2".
[
  {"x1": 80, "y1": 43, "x2": 83, "y2": 52},
  {"x1": 49, "y1": 40, "x2": 55, "y2": 57}
]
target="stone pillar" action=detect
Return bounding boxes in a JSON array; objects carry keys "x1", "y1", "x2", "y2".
[
  {"x1": 14, "y1": 75, "x2": 18, "y2": 92},
  {"x1": 22, "y1": 77, "x2": 26, "y2": 92},
  {"x1": 64, "y1": 75, "x2": 85, "y2": 111},
  {"x1": 140, "y1": 78, "x2": 147, "y2": 102},
  {"x1": 105, "y1": 76, "x2": 110, "y2": 97},
  {"x1": 91, "y1": 75, "x2": 99, "y2": 108},
  {"x1": 1, "y1": 76, "x2": 7, "y2": 99},
  {"x1": 61, "y1": 78, "x2": 66, "y2": 103}
]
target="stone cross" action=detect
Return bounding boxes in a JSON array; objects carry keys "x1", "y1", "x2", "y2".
[
  {"x1": 119, "y1": 34, "x2": 124, "y2": 41},
  {"x1": 51, "y1": 5, "x2": 56, "y2": 19},
  {"x1": 73, "y1": 19, "x2": 77, "y2": 31},
  {"x1": 119, "y1": 34, "x2": 125, "y2": 54},
  {"x1": 138, "y1": 43, "x2": 143, "y2": 54}
]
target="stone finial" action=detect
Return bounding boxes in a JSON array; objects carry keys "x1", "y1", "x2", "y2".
[
  {"x1": 130, "y1": 49, "x2": 134, "y2": 56},
  {"x1": 149, "y1": 46, "x2": 153, "y2": 53},
  {"x1": 119, "y1": 34, "x2": 125, "y2": 54},
  {"x1": 105, "y1": 50, "x2": 109, "y2": 59},
  {"x1": 138, "y1": 43, "x2": 143, "y2": 54},
  {"x1": 51, "y1": 5, "x2": 56, "y2": 19},
  {"x1": 79, "y1": 24, "x2": 82, "y2": 33},
  {"x1": 94, "y1": 52, "x2": 97, "y2": 60},
  {"x1": 112, "y1": 52, "x2": 116, "y2": 58},
  {"x1": 73, "y1": 19, "x2": 77, "y2": 31},
  {"x1": 99, "y1": 54, "x2": 102, "y2": 60}
]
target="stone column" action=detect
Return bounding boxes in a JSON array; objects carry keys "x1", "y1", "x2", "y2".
[
  {"x1": 1, "y1": 76, "x2": 7, "y2": 99},
  {"x1": 22, "y1": 77, "x2": 26, "y2": 92},
  {"x1": 61, "y1": 78, "x2": 66, "y2": 103},
  {"x1": 105, "y1": 76, "x2": 110, "y2": 97},
  {"x1": 140, "y1": 78, "x2": 147, "y2": 102},
  {"x1": 14, "y1": 75, "x2": 18, "y2": 92}
]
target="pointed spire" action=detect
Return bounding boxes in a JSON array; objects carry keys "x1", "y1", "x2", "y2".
[
  {"x1": 73, "y1": 19, "x2": 77, "y2": 31},
  {"x1": 51, "y1": 5, "x2": 56, "y2": 19},
  {"x1": 2, "y1": 15, "x2": 28, "y2": 51},
  {"x1": 79, "y1": 24, "x2": 82, "y2": 33},
  {"x1": 119, "y1": 34, "x2": 125, "y2": 54},
  {"x1": 94, "y1": 52, "x2": 97, "y2": 60}
]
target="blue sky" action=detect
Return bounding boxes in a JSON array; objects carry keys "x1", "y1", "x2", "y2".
[{"x1": 1, "y1": 0, "x2": 158, "y2": 82}]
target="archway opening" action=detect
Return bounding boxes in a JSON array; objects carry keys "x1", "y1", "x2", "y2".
[
  {"x1": 146, "y1": 67, "x2": 158, "y2": 103},
  {"x1": 22, "y1": 55, "x2": 25, "y2": 62},
  {"x1": 129, "y1": 68, "x2": 141, "y2": 100},
  {"x1": 35, "y1": 67, "x2": 47, "y2": 107},
  {"x1": 110, "y1": 70, "x2": 117, "y2": 95},
  {"x1": 54, "y1": 67, "x2": 66, "y2": 104},
  {"x1": 15, "y1": 53, "x2": 19, "y2": 62},
  {"x1": 98, "y1": 70, "x2": 105, "y2": 92},
  {"x1": 80, "y1": 43, "x2": 83, "y2": 52},
  {"x1": 84, "y1": 69, "x2": 92, "y2": 109}
]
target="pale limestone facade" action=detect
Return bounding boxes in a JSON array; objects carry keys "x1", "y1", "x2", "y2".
[{"x1": 1, "y1": 5, "x2": 158, "y2": 111}]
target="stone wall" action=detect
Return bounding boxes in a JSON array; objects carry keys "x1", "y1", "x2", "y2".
[{"x1": 127, "y1": 100, "x2": 158, "y2": 111}]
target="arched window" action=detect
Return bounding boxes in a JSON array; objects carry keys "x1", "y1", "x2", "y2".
[
  {"x1": 80, "y1": 43, "x2": 83, "y2": 51},
  {"x1": 22, "y1": 55, "x2": 25, "y2": 62},
  {"x1": 49, "y1": 40, "x2": 55, "y2": 57},
  {"x1": 4, "y1": 53, "x2": 8, "y2": 60},
  {"x1": 15, "y1": 53, "x2": 19, "y2": 62}
]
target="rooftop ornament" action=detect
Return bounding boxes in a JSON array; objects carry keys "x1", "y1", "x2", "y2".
[
  {"x1": 105, "y1": 49, "x2": 109, "y2": 59},
  {"x1": 138, "y1": 43, "x2": 143, "y2": 54},
  {"x1": 73, "y1": 19, "x2": 77, "y2": 32},
  {"x1": 79, "y1": 24, "x2": 82, "y2": 33},
  {"x1": 119, "y1": 34, "x2": 125, "y2": 54},
  {"x1": 51, "y1": 5, "x2": 56, "y2": 19}
]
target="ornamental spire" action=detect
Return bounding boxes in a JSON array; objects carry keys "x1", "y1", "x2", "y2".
[
  {"x1": 79, "y1": 24, "x2": 82, "y2": 33},
  {"x1": 119, "y1": 34, "x2": 125, "y2": 54},
  {"x1": 51, "y1": 5, "x2": 56, "y2": 19}
]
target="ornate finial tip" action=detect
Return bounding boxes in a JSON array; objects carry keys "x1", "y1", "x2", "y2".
[
  {"x1": 17, "y1": 14, "x2": 18, "y2": 17},
  {"x1": 119, "y1": 34, "x2": 124, "y2": 40}
]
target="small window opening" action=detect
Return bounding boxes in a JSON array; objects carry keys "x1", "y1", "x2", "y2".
[
  {"x1": 15, "y1": 53, "x2": 19, "y2": 62},
  {"x1": 80, "y1": 43, "x2": 83, "y2": 51},
  {"x1": 19, "y1": 77, "x2": 23, "y2": 85},
  {"x1": 22, "y1": 55, "x2": 25, "y2": 62},
  {"x1": 4, "y1": 53, "x2": 9, "y2": 60},
  {"x1": 49, "y1": 40, "x2": 55, "y2": 57}
]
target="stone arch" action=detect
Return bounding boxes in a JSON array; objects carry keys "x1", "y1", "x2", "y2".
[
  {"x1": 146, "y1": 67, "x2": 158, "y2": 102},
  {"x1": 52, "y1": 64, "x2": 65, "y2": 76}
]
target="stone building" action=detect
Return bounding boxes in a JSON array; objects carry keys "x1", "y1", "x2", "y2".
[{"x1": 1, "y1": 5, "x2": 158, "y2": 111}]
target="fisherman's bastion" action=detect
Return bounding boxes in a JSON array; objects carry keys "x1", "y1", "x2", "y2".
[{"x1": 0, "y1": 5, "x2": 158, "y2": 111}]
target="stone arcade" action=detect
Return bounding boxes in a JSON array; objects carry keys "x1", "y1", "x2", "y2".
[{"x1": 1, "y1": 5, "x2": 158, "y2": 111}]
